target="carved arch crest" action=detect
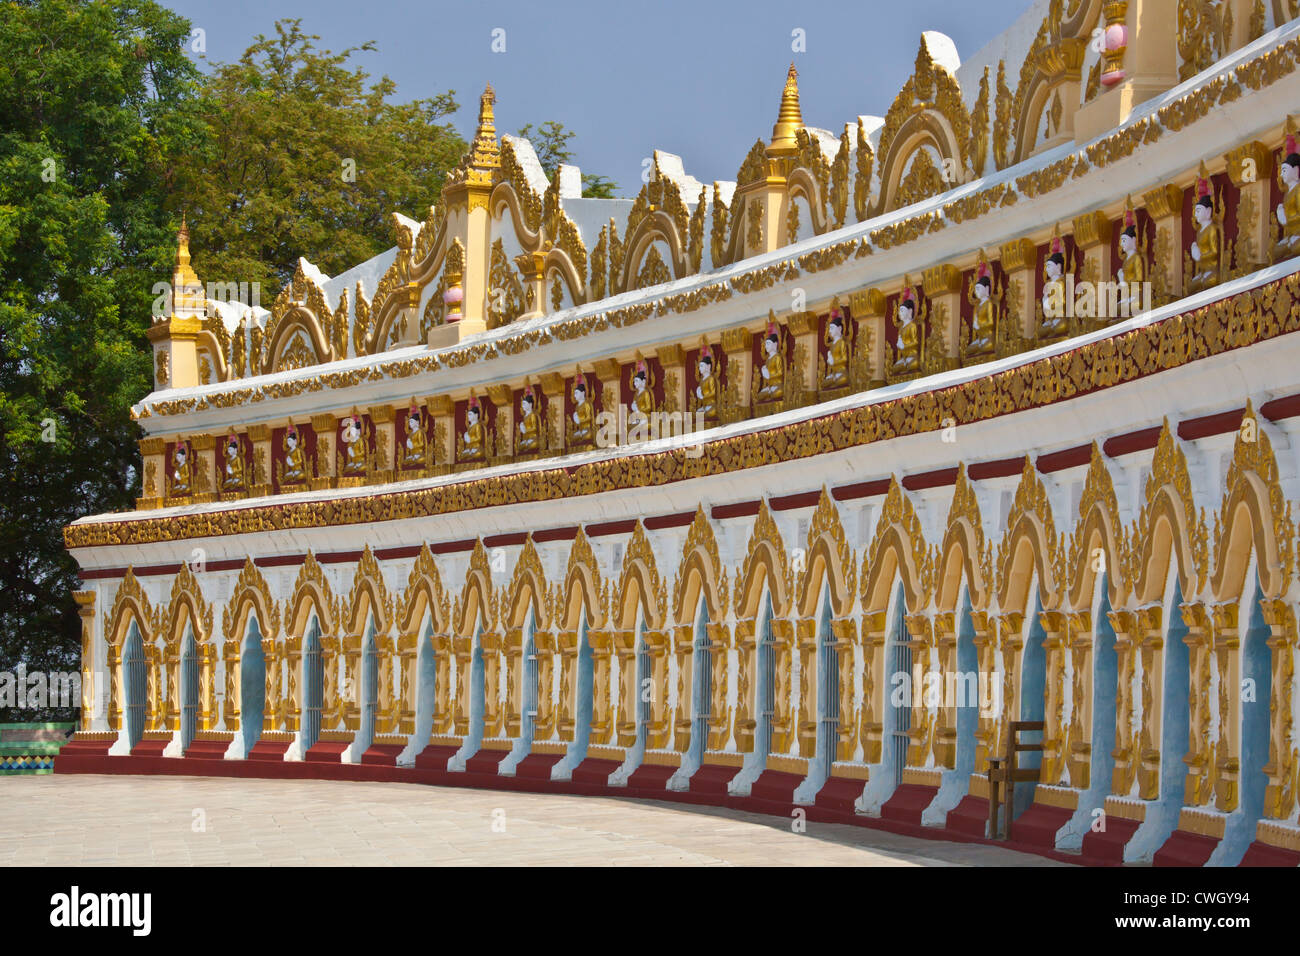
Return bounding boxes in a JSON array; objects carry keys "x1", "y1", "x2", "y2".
[
  {"x1": 735, "y1": 500, "x2": 794, "y2": 619},
  {"x1": 861, "y1": 478, "x2": 934, "y2": 615}
]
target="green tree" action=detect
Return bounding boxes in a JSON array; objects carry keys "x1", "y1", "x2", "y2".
[
  {"x1": 174, "y1": 19, "x2": 467, "y2": 301},
  {"x1": 0, "y1": 0, "x2": 208, "y2": 720},
  {"x1": 516, "y1": 120, "x2": 618, "y2": 198}
]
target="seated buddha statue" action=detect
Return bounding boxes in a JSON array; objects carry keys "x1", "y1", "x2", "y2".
[
  {"x1": 461, "y1": 399, "x2": 485, "y2": 461},
  {"x1": 220, "y1": 434, "x2": 245, "y2": 492},
  {"x1": 890, "y1": 290, "x2": 921, "y2": 377},
  {"x1": 821, "y1": 309, "x2": 849, "y2": 390},
  {"x1": 400, "y1": 406, "x2": 427, "y2": 469},
  {"x1": 517, "y1": 389, "x2": 541, "y2": 453},
  {"x1": 1039, "y1": 239, "x2": 1068, "y2": 339},
  {"x1": 280, "y1": 425, "x2": 308, "y2": 485},
  {"x1": 1273, "y1": 137, "x2": 1300, "y2": 263},
  {"x1": 170, "y1": 442, "x2": 191, "y2": 496},
  {"x1": 340, "y1": 414, "x2": 370, "y2": 476},
  {"x1": 570, "y1": 378, "x2": 594, "y2": 445},
  {"x1": 629, "y1": 361, "x2": 655, "y2": 431},
  {"x1": 756, "y1": 319, "x2": 785, "y2": 403},
  {"x1": 694, "y1": 348, "x2": 718, "y2": 421},
  {"x1": 1188, "y1": 177, "x2": 1223, "y2": 294},
  {"x1": 1116, "y1": 210, "x2": 1145, "y2": 316},
  {"x1": 966, "y1": 263, "x2": 996, "y2": 358}
]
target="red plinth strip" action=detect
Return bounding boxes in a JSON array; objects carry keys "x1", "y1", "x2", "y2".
[
  {"x1": 361, "y1": 744, "x2": 405, "y2": 766},
  {"x1": 1153, "y1": 829, "x2": 1220, "y2": 867},
  {"x1": 303, "y1": 741, "x2": 349, "y2": 763},
  {"x1": 570, "y1": 757, "x2": 621, "y2": 787},
  {"x1": 944, "y1": 794, "x2": 989, "y2": 837},
  {"x1": 688, "y1": 764, "x2": 737, "y2": 797},
  {"x1": 1010, "y1": 803, "x2": 1073, "y2": 849},
  {"x1": 880, "y1": 784, "x2": 938, "y2": 825},
  {"x1": 1239, "y1": 840, "x2": 1300, "y2": 866},
  {"x1": 514, "y1": 753, "x2": 563, "y2": 780},
  {"x1": 413, "y1": 744, "x2": 460, "y2": 771},
  {"x1": 749, "y1": 769, "x2": 802, "y2": 804},
  {"x1": 130, "y1": 739, "x2": 168, "y2": 757},
  {"x1": 247, "y1": 738, "x2": 291, "y2": 761},
  {"x1": 183, "y1": 739, "x2": 231, "y2": 760},
  {"x1": 463, "y1": 750, "x2": 506, "y2": 776},
  {"x1": 1080, "y1": 815, "x2": 1141, "y2": 864},
  {"x1": 815, "y1": 776, "x2": 867, "y2": 814},
  {"x1": 626, "y1": 763, "x2": 675, "y2": 791}
]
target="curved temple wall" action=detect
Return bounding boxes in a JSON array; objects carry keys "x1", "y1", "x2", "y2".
[{"x1": 61, "y1": 6, "x2": 1300, "y2": 866}]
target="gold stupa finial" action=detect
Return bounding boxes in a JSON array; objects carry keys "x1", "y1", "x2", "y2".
[
  {"x1": 172, "y1": 211, "x2": 200, "y2": 298},
  {"x1": 767, "y1": 63, "x2": 803, "y2": 158},
  {"x1": 467, "y1": 83, "x2": 500, "y2": 171}
]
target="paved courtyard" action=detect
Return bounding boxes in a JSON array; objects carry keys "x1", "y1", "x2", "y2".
[{"x1": 1, "y1": 774, "x2": 1068, "y2": 866}]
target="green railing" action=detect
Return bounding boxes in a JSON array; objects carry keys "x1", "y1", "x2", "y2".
[{"x1": 0, "y1": 722, "x2": 76, "y2": 775}]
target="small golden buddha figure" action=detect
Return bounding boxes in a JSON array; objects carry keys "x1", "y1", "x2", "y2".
[
  {"x1": 1188, "y1": 173, "x2": 1223, "y2": 294},
  {"x1": 517, "y1": 387, "x2": 541, "y2": 453},
  {"x1": 220, "y1": 434, "x2": 245, "y2": 492},
  {"x1": 756, "y1": 316, "x2": 785, "y2": 403},
  {"x1": 821, "y1": 306, "x2": 849, "y2": 390},
  {"x1": 340, "y1": 414, "x2": 370, "y2": 476},
  {"x1": 461, "y1": 396, "x2": 485, "y2": 460},
  {"x1": 170, "y1": 441, "x2": 192, "y2": 496},
  {"x1": 1116, "y1": 206, "x2": 1146, "y2": 315},
  {"x1": 400, "y1": 405, "x2": 426, "y2": 469},
  {"x1": 570, "y1": 374, "x2": 594, "y2": 445},
  {"x1": 280, "y1": 424, "x2": 308, "y2": 485},
  {"x1": 1039, "y1": 237, "x2": 1069, "y2": 339},
  {"x1": 628, "y1": 358, "x2": 657, "y2": 432},
  {"x1": 1273, "y1": 134, "x2": 1300, "y2": 262},
  {"x1": 694, "y1": 345, "x2": 718, "y2": 420},
  {"x1": 890, "y1": 287, "x2": 921, "y2": 377},
  {"x1": 965, "y1": 262, "x2": 997, "y2": 358}
]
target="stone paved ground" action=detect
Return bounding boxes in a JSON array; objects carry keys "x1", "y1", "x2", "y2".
[{"x1": 1, "y1": 775, "x2": 1069, "y2": 866}]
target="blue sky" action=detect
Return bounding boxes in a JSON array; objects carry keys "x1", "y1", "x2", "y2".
[{"x1": 166, "y1": 0, "x2": 1036, "y2": 196}]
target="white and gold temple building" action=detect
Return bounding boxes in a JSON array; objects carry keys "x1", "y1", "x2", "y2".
[{"x1": 60, "y1": 0, "x2": 1300, "y2": 866}]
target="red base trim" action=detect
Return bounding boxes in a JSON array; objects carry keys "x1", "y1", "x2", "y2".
[
  {"x1": 304, "y1": 741, "x2": 349, "y2": 763},
  {"x1": 1239, "y1": 840, "x2": 1300, "y2": 866},
  {"x1": 413, "y1": 744, "x2": 459, "y2": 772},
  {"x1": 183, "y1": 739, "x2": 230, "y2": 760},
  {"x1": 945, "y1": 794, "x2": 989, "y2": 838},
  {"x1": 1080, "y1": 815, "x2": 1142, "y2": 864},
  {"x1": 1153, "y1": 828, "x2": 1220, "y2": 867},
  {"x1": 688, "y1": 764, "x2": 737, "y2": 797},
  {"x1": 814, "y1": 776, "x2": 866, "y2": 814},
  {"x1": 131, "y1": 739, "x2": 168, "y2": 757},
  {"x1": 880, "y1": 784, "x2": 938, "y2": 826},
  {"x1": 626, "y1": 762, "x2": 675, "y2": 790},
  {"x1": 361, "y1": 744, "x2": 405, "y2": 766},
  {"x1": 570, "y1": 757, "x2": 620, "y2": 786},
  {"x1": 1011, "y1": 803, "x2": 1074, "y2": 849},
  {"x1": 463, "y1": 750, "x2": 506, "y2": 776},
  {"x1": 750, "y1": 769, "x2": 802, "y2": 804},
  {"x1": 514, "y1": 753, "x2": 563, "y2": 781},
  {"x1": 247, "y1": 739, "x2": 291, "y2": 761}
]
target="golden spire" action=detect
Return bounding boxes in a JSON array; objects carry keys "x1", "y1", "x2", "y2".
[
  {"x1": 171, "y1": 212, "x2": 202, "y2": 309},
  {"x1": 767, "y1": 63, "x2": 804, "y2": 158}
]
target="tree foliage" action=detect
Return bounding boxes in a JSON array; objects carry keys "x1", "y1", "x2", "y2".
[
  {"x1": 173, "y1": 19, "x2": 466, "y2": 302},
  {"x1": 0, "y1": 0, "x2": 206, "y2": 719}
]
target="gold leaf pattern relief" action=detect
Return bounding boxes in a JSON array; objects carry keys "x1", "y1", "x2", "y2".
[
  {"x1": 896, "y1": 149, "x2": 946, "y2": 209},
  {"x1": 970, "y1": 66, "x2": 990, "y2": 179},
  {"x1": 993, "y1": 59, "x2": 1013, "y2": 171},
  {"x1": 854, "y1": 118, "x2": 874, "y2": 223},
  {"x1": 710, "y1": 184, "x2": 729, "y2": 269},
  {"x1": 688, "y1": 187, "x2": 707, "y2": 274}
]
